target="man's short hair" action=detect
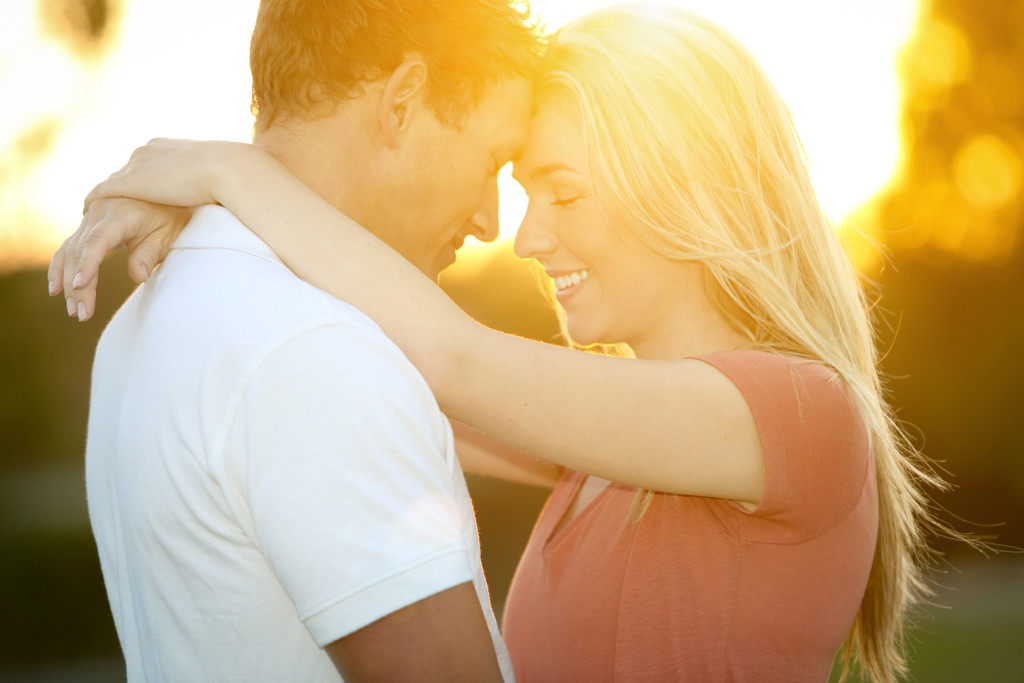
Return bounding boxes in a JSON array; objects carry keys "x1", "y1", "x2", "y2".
[{"x1": 250, "y1": 0, "x2": 544, "y2": 132}]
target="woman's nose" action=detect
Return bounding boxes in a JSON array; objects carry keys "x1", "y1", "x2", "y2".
[{"x1": 514, "y1": 204, "x2": 558, "y2": 260}]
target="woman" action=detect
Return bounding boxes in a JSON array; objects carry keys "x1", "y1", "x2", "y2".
[{"x1": 53, "y1": 5, "x2": 948, "y2": 681}]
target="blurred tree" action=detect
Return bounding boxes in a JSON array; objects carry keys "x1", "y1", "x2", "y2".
[
  {"x1": 0, "y1": 261, "x2": 132, "y2": 669},
  {"x1": 870, "y1": 0, "x2": 1024, "y2": 263},
  {"x1": 37, "y1": 0, "x2": 121, "y2": 60},
  {"x1": 855, "y1": 0, "x2": 1024, "y2": 553}
]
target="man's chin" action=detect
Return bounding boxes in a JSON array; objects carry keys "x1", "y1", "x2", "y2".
[{"x1": 434, "y1": 249, "x2": 457, "y2": 279}]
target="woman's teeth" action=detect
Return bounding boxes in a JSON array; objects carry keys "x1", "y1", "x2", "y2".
[{"x1": 553, "y1": 269, "x2": 592, "y2": 292}]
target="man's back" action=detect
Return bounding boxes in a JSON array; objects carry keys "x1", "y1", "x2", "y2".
[{"x1": 86, "y1": 206, "x2": 509, "y2": 680}]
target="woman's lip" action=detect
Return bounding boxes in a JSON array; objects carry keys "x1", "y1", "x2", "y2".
[
  {"x1": 545, "y1": 267, "x2": 592, "y2": 278},
  {"x1": 550, "y1": 268, "x2": 593, "y2": 299}
]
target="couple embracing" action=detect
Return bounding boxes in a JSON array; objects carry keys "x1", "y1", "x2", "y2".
[{"x1": 53, "y1": 1, "x2": 939, "y2": 681}]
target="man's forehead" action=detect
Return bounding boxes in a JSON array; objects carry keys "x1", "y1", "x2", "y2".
[
  {"x1": 479, "y1": 77, "x2": 534, "y2": 123},
  {"x1": 472, "y1": 77, "x2": 533, "y2": 156}
]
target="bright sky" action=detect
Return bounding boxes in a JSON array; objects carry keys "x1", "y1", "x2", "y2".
[{"x1": 0, "y1": 0, "x2": 917, "y2": 269}]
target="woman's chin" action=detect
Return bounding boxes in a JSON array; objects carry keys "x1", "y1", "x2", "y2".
[{"x1": 565, "y1": 319, "x2": 613, "y2": 349}]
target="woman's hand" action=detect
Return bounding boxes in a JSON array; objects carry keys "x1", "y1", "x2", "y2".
[
  {"x1": 49, "y1": 137, "x2": 262, "y2": 321},
  {"x1": 83, "y1": 138, "x2": 252, "y2": 210},
  {"x1": 48, "y1": 198, "x2": 193, "y2": 321}
]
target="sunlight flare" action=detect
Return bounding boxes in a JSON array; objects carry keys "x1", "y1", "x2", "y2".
[{"x1": 2, "y1": 0, "x2": 916, "y2": 271}]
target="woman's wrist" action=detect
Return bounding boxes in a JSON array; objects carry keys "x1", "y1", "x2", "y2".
[{"x1": 206, "y1": 141, "x2": 260, "y2": 209}]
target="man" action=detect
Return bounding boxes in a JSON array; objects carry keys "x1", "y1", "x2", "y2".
[{"x1": 59, "y1": 0, "x2": 539, "y2": 679}]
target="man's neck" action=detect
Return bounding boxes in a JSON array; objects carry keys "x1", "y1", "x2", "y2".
[{"x1": 252, "y1": 114, "x2": 384, "y2": 233}]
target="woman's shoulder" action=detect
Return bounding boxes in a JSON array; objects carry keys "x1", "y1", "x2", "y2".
[
  {"x1": 693, "y1": 349, "x2": 872, "y2": 538},
  {"x1": 693, "y1": 349, "x2": 849, "y2": 413},
  {"x1": 694, "y1": 348, "x2": 835, "y2": 377},
  {"x1": 692, "y1": 348, "x2": 863, "y2": 446}
]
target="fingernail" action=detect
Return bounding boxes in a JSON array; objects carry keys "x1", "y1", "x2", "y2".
[
  {"x1": 72, "y1": 272, "x2": 82, "y2": 289},
  {"x1": 77, "y1": 302, "x2": 87, "y2": 321},
  {"x1": 48, "y1": 280, "x2": 56, "y2": 296},
  {"x1": 66, "y1": 298, "x2": 76, "y2": 316}
]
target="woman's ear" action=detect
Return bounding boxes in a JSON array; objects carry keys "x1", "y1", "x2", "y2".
[{"x1": 378, "y1": 57, "x2": 429, "y2": 148}]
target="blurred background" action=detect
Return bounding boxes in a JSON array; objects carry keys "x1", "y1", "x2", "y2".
[{"x1": 1, "y1": 0, "x2": 1021, "y2": 680}]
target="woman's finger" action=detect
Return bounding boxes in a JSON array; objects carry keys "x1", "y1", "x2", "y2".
[
  {"x1": 62, "y1": 229, "x2": 83, "y2": 317},
  {"x1": 72, "y1": 271, "x2": 99, "y2": 322},
  {"x1": 47, "y1": 231, "x2": 77, "y2": 297},
  {"x1": 73, "y1": 210, "x2": 133, "y2": 292},
  {"x1": 125, "y1": 234, "x2": 165, "y2": 285},
  {"x1": 66, "y1": 209, "x2": 135, "y2": 321}
]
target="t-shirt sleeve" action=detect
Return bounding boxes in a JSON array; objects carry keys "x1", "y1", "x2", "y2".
[
  {"x1": 698, "y1": 351, "x2": 872, "y2": 544},
  {"x1": 221, "y1": 323, "x2": 475, "y2": 646}
]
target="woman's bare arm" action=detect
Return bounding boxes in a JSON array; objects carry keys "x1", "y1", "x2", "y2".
[
  {"x1": 69, "y1": 140, "x2": 765, "y2": 504},
  {"x1": 451, "y1": 420, "x2": 560, "y2": 489}
]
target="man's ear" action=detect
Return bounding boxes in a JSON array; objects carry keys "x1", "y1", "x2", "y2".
[{"x1": 378, "y1": 57, "x2": 429, "y2": 148}]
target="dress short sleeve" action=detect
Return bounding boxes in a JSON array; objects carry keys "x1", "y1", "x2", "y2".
[{"x1": 697, "y1": 350, "x2": 872, "y2": 544}]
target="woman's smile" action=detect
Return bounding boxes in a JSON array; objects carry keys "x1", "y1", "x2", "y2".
[{"x1": 552, "y1": 268, "x2": 593, "y2": 299}]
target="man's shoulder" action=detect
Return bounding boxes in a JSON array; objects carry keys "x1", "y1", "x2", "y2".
[
  {"x1": 158, "y1": 205, "x2": 386, "y2": 339},
  {"x1": 102, "y1": 206, "x2": 406, "y2": 380}
]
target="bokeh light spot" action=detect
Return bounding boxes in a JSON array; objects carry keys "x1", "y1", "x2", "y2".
[
  {"x1": 953, "y1": 134, "x2": 1023, "y2": 210},
  {"x1": 910, "y1": 18, "x2": 972, "y2": 88},
  {"x1": 0, "y1": 118, "x2": 62, "y2": 181}
]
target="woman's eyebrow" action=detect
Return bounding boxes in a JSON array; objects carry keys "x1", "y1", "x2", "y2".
[{"x1": 513, "y1": 162, "x2": 583, "y2": 184}]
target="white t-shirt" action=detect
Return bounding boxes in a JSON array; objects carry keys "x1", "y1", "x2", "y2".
[{"x1": 85, "y1": 206, "x2": 512, "y2": 681}]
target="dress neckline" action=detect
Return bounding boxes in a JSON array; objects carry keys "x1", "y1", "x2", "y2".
[{"x1": 543, "y1": 471, "x2": 616, "y2": 551}]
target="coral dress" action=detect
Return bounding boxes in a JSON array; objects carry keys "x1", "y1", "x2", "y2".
[{"x1": 502, "y1": 351, "x2": 878, "y2": 682}]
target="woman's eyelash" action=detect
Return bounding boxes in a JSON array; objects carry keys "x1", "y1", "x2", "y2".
[{"x1": 553, "y1": 196, "x2": 581, "y2": 207}]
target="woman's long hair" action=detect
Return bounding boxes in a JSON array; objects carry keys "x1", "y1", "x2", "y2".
[{"x1": 538, "y1": 4, "x2": 959, "y2": 680}]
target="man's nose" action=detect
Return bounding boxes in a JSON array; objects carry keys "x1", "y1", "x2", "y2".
[{"x1": 469, "y1": 177, "x2": 500, "y2": 243}]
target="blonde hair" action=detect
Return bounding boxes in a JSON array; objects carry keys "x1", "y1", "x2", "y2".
[{"x1": 539, "y1": 4, "x2": 957, "y2": 681}]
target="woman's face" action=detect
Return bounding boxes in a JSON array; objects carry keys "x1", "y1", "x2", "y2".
[{"x1": 512, "y1": 104, "x2": 704, "y2": 357}]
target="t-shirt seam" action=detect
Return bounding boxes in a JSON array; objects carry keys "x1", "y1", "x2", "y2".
[
  {"x1": 211, "y1": 318, "x2": 471, "y2": 636},
  {"x1": 298, "y1": 545, "x2": 470, "y2": 623},
  {"x1": 170, "y1": 242, "x2": 288, "y2": 269}
]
